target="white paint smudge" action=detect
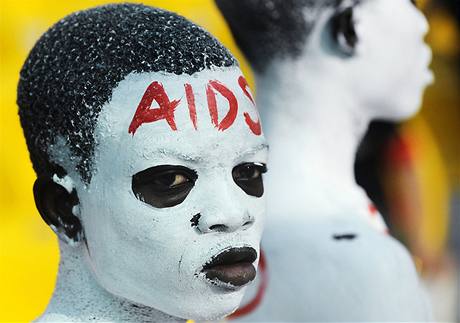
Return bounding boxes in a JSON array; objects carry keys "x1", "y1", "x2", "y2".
[{"x1": 52, "y1": 174, "x2": 75, "y2": 194}]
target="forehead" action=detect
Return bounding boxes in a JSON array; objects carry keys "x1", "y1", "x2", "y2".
[{"x1": 94, "y1": 67, "x2": 267, "y2": 169}]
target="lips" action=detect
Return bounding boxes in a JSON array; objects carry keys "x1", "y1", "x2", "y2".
[{"x1": 202, "y1": 247, "x2": 257, "y2": 287}]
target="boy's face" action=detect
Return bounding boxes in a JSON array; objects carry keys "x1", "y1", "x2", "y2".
[{"x1": 75, "y1": 66, "x2": 268, "y2": 320}]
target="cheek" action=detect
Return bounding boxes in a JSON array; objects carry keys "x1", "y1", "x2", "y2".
[
  {"x1": 79, "y1": 181, "x2": 158, "y2": 263},
  {"x1": 81, "y1": 186, "x2": 196, "y2": 286}
]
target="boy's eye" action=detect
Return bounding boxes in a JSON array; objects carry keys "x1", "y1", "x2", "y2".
[
  {"x1": 232, "y1": 163, "x2": 267, "y2": 197},
  {"x1": 154, "y1": 173, "x2": 189, "y2": 188},
  {"x1": 132, "y1": 165, "x2": 198, "y2": 208}
]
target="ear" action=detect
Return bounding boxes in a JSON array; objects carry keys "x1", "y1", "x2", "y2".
[
  {"x1": 33, "y1": 176, "x2": 83, "y2": 244},
  {"x1": 330, "y1": 6, "x2": 358, "y2": 56}
]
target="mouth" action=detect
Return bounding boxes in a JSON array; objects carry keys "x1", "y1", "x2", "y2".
[{"x1": 201, "y1": 247, "x2": 257, "y2": 288}]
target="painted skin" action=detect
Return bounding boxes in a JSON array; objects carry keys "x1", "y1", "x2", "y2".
[{"x1": 39, "y1": 67, "x2": 269, "y2": 322}]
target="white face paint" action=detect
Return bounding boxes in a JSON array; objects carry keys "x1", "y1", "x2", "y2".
[
  {"x1": 351, "y1": 0, "x2": 433, "y2": 120},
  {"x1": 75, "y1": 66, "x2": 268, "y2": 320},
  {"x1": 303, "y1": 0, "x2": 432, "y2": 121}
]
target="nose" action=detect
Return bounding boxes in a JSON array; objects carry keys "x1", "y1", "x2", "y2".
[
  {"x1": 195, "y1": 175, "x2": 258, "y2": 234},
  {"x1": 196, "y1": 211, "x2": 254, "y2": 234}
]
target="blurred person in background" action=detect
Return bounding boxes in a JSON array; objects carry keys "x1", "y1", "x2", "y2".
[
  {"x1": 355, "y1": 0, "x2": 459, "y2": 320},
  {"x1": 217, "y1": 0, "x2": 433, "y2": 321}
]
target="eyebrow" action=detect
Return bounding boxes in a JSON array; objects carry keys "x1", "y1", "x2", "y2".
[
  {"x1": 148, "y1": 143, "x2": 269, "y2": 163},
  {"x1": 239, "y1": 143, "x2": 269, "y2": 158},
  {"x1": 152, "y1": 148, "x2": 206, "y2": 162}
]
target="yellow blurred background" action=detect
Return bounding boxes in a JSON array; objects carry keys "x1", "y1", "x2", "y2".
[
  {"x1": 0, "y1": 0, "x2": 458, "y2": 321},
  {"x1": 0, "y1": 1, "x2": 252, "y2": 321}
]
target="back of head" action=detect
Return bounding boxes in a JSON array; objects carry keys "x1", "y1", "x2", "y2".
[
  {"x1": 18, "y1": 3, "x2": 236, "y2": 183},
  {"x1": 216, "y1": 0, "x2": 432, "y2": 121},
  {"x1": 215, "y1": 0, "x2": 337, "y2": 72}
]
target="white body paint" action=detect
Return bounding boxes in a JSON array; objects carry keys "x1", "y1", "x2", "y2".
[
  {"x1": 241, "y1": 217, "x2": 432, "y2": 322},
  {"x1": 39, "y1": 66, "x2": 268, "y2": 322},
  {"x1": 235, "y1": 0, "x2": 433, "y2": 321}
]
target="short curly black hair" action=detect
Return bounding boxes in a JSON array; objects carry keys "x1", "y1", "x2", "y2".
[
  {"x1": 215, "y1": 0, "x2": 340, "y2": 72},
  {"x1": 18, "y1": 3, "x2": 237, "y2": 183}
]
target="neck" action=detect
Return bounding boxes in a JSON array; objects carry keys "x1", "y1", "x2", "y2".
[
  {"x1": 38, "y1": 242, "x2": 183, "y2": 323},
  {"x1": 257, "y1": 59, "x2": 371, "y2": 216}
]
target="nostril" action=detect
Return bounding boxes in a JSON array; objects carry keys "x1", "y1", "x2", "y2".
[
  {"x1": 209, "y1": 224, "x2": 228, "y2": 232},
  {"x1": 243, "y1": 220, "x2": 253, "y2": 227}
]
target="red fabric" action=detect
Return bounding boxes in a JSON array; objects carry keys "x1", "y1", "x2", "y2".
[
  {"x1": 385, "y1": 135, "x2": 413, "y2": 167},
  {"x1": 368, "y1": 203, "x2": 378, "y2": 217},
  {"x1": 229, "y1": 249, "x2": 268, "y2": 319}
]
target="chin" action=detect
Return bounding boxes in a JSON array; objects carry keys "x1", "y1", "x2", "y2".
[
  {"x1": 149, "y1": 277, "x2": 246, "y2": 321},
  {"x1": 381, "y1": 88, "x2": 425, "y2": 121},
  {"x1": 171, "y1": 290, "x2": 243, "y2": 321},
  {"x1": 185, "y1": 305, "x2": 239, "y2": 321},
  {"x1": 390, "y1": 103, "x2": 420, "y2": 121}
]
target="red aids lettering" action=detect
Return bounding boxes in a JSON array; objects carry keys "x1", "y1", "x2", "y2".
[
  {"x1": 184, "y1": 83, "x2": 198, "y2": 130},
  {"x1": 128, "y1": 81, "x2": 181, "y2": 135},
  {"x1": 238, "y1": 76, "x2": 255, "y2": 105},
  {"x1": 206, "y1": 80, "x2": 238, "y2": 131},
  {"x1": 238, "y1": 76, "x2": 262, "y2": 136}
]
